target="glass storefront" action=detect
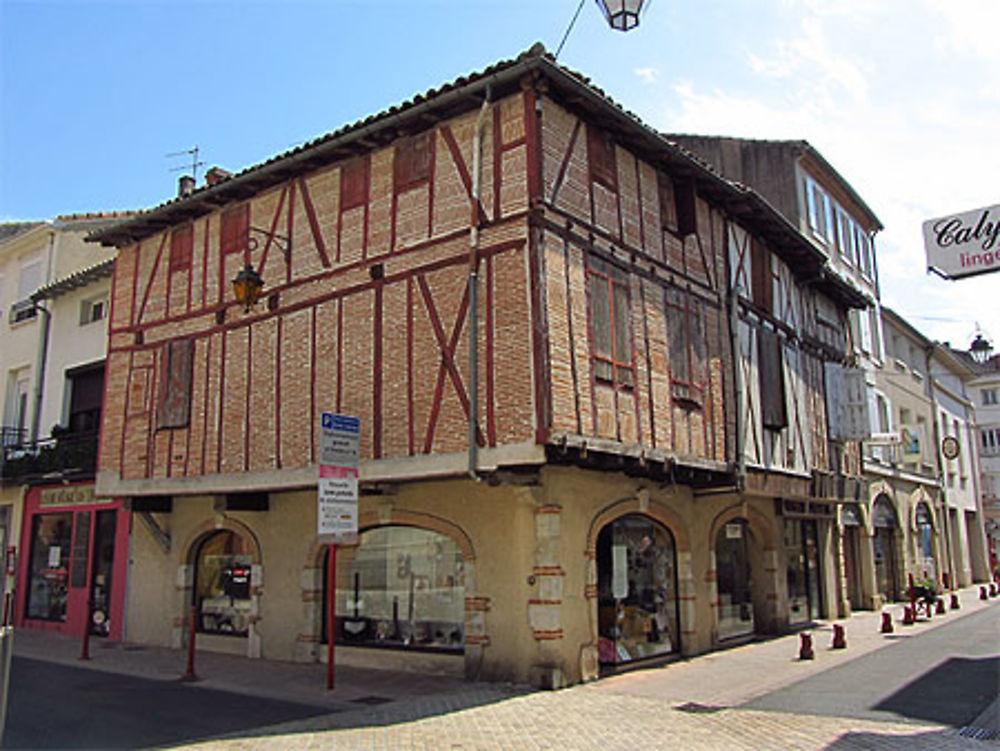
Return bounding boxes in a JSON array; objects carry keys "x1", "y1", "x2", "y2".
[
  {"x1": 841, "y1": 504, "x2": 864, "y2": 610},
  {"x1": 90, "y1": 510, "x2": 117, "y2": 636},
  {"x1": 325, "y1": 526, "x2": 465, "y2": 652},
  {"x1": 716, "y1": 519, "x2": 754, "y2": 640},
  {"x1": 25, "y1": 513, "x2": 73, "y2": 621},
  {"x1": 915, "y1": 503, "x2": 936, "y2": 580},
  {"x1": 872, "y1": 496, "x2": 899, "y2": 602},
  {"x1": 596, "y1": 514, "x2": 679, "y2": 665},
  {"x1": 194, "y1": 530, "x2": 254, "y2": 637},
  {"x1": 784, "y1": 518, "x2": 822, "y2": 624}
]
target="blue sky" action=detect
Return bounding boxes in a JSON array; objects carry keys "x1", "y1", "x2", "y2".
[{"x1": 2, "y1": 0, "x2": 999, "y2": 347}]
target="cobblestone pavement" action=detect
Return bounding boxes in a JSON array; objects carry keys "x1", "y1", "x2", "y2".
[{"x1": 168, "y1": 589, "x2": 998, "y2": 751}]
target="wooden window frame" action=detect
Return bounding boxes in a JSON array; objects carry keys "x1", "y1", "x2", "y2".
[
  {"x1": 587, "y1": 255, "x2": 635, "y2": 390},
  {"x1": 587, "y1": 126, "x2": 618, "y2": 191},
  {"x1": 340, "y1": 156, "x2": 369, "y2": 211},
  {"x1": 666, "y1": 287, "x2": 706, "y2": 409}
]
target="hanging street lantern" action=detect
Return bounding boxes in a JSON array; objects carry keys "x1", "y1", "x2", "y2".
[
  {"x1": 595, "y1": 0, "x2": 645, "y2": 31},
  {"x1": 232, "y1": 263, "x2": 264, "y2": 313}
]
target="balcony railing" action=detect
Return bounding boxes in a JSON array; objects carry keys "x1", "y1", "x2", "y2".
[{"x1": 1, "y1": 430, "x2": 99, "y2": 484}]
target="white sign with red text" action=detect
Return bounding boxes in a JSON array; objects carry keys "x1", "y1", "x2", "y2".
[{"x1": 318, "y1": 412, "x2": 359, "y2": 544}]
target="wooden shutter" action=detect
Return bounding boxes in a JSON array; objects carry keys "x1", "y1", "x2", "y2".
[
  {"x1": 221, "y1": 204, "x2": 249, "y2": 256},
  {"x1": 340, "y1": 156, "x2": 368, "y2": 210},
  {"x1": 750, "y1": 237, "x2": 773, "y2": 313},
  {"x1": 675, "y1": 179, "x2": 698, "y2": 237},
  {"x1": 394, "y1": 131, "x2": 433, "y2": 192},
  {"x1": 587, "y1": 126, "x2": 617, "y2": 190},
  {"x1": 658, "y1": 174, "x2": 677, "y2": 231},
  {"x1": 758, "y1": 327, "x2": 787, "y2": 430},
  {"x1": 157, "y1": 338, "x2": 194, "y2": 429},
  {"x1": 169, "y1": 224, "x2": 193, "y2": 272}
]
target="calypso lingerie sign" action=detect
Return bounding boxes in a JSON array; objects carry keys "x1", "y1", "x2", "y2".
[{"x1": 924, "y1": 202, "x2": 1000, "y2": 279}]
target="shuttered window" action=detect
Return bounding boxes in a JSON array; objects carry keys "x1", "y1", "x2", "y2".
[
  {"x1": 666, "y1": 287, "x2": 706, "y2": 407},
  {"x1": 758, "y1": 327, "x2": 787, "y2": 430},
  {"x1": 394, "y1": 132, "x2": 433, "y2": 193},
  {"x1": 157, "y1": 338, "x2": 194, "y2": 429},
  {"x1": 340, "y1": 156, "x2": 369, "y2": 210},
  {"x1": 588, "y1": 256, "x2": 634, "y2": 388},
  {"x1": 587, "y1": 126, "x2": 617, "y2": 190},
  {"x1": 220, "y1": 204, "x2": 249, "y2": 256},
  {"x1": 750, "y1": 237, "x2": 773, "y2": 313},
  {"x1": 170, "y1": 224, "x2": 193, "y2": 272}
]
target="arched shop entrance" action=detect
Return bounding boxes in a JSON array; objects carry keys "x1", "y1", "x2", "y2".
[
  {"x1": 192, "y1": 529, "x2": 255, "y2": 637},
  {"x1": 872, "y1": 495, "x2": 900, "y2": 603},
  {"x1": 841, "y1": 504, "x2": 865, "y2": 610},
  {"x1": 914, "y1": 502, "x2": 937, "y2": 581},
  {"x1": 784, "y1": 517, "x2": 823, "y2": 624},
  {"x1": 715, "y1": 518, "x2": 754, "y2": 640},
  {"x1": 596, "y1": 514, "x2": 679, "y2": 667},
  {"x1": 322, "y1": 525, "x2": 466, "y2": 653}
]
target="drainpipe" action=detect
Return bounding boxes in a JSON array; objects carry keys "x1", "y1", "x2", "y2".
[
  {"x1": 925, "y1": 342, "x2": 955, "y2": 589},
  {"x1": 29, "y1": 229, "x2": 57, "y2": 443},
  {"x1": 468, "y1": 86, "x2": 491, "y2": 479}
]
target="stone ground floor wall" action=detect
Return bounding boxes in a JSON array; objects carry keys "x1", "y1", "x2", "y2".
[
  {"x1": 123, "y1": 465, "x2": 854, "y2": 687},
  {"x1": 0, "y1": 486, "x2": 24, "y2": 620}
]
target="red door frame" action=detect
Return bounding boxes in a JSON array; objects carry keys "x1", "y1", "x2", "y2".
[{"x1": 14, "y1": 483, "x2": 129, "y2": 641}]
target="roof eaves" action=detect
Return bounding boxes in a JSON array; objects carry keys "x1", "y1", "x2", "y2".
[{"x1": 31, "y1": 258, "x2": 115, "y2": 302}]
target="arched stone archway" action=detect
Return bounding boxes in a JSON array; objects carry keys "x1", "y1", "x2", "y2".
[
  {"x1": 175, "y1": 517, "x2": 264, "y2": 658},
  {"x1": 871, "y1": 493, "x2": 903, "y2": 603},
  {"x1": 297, "y1": 511, "x2": 484, "y2": 678},
  {"x1": 580, "y1": 497, "x2": 692, "y2": 680}
]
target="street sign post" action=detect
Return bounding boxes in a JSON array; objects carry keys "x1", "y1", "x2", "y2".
[{"x1": 317, "y1": 412, "x2": 360, "y2": 691}]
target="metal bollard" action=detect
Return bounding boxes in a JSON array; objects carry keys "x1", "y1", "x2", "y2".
[
  {"x1": 799, "y1": 632, "x2": 815, "y2": 660},
  {"x1": 182, "y1": 605, "x2": 198, "y2": 681},
  {"x1": 880, "y1": 611, "x2": 894, "y2": 633},
  {"x1": 831, "y1": 624, "x2": 846, "y2": 649},
  {"x1": 950, "y1": 593, "x2": 960, "y2": 610}
]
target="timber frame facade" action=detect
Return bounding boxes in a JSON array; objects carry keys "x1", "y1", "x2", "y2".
[{"x1": 90, "y1": 45, "x2": 869, "y2": 686}]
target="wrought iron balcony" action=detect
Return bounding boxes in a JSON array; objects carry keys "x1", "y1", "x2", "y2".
[{"x1": 1, "y1": 429, "x2": 99, "y2": 485}]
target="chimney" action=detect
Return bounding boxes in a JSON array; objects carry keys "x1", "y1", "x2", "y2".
[
  {"x1": 206, "y1": 166, "x2": 233, "y2": 187},
  {"x1": 178, "y1": 174, "x2": 195, "y2": 197}
]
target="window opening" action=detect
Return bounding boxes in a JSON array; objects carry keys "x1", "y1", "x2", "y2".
[{"x1": 588, "y1": 256, "x2": 634, "y2": 388}]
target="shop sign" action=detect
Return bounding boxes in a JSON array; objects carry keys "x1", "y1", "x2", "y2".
[
  {"x1": 900, "y1": 425, "x2": 922, "y2": 463},
  {"x1": 923, "y1": 202, "x2": 1000, "y2": 280},
  {"x1": 39, "y1": 486, "x2": 111, "y2": 508},
  {"x1": 841, "y1": 504, "x2": 862, "y2": 527},
  {"x1": 725, "y1": 522, "x2": 743, "y2": 539},
  {"x1": 941, "y1": 435, "x2": 960, "y2": 460}
]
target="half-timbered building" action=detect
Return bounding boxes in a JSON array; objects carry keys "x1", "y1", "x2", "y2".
[{"x1": 89, "y1": 45, "x2": 868, "y2": 686}]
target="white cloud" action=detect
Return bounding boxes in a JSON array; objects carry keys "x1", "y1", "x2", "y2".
[{"x1": 634, "y1": 67, "x2": 659, "y2": 85}]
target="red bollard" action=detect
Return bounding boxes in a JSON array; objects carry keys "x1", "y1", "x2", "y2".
[
  {"x1": 831, "y1": 624, "x2": 847, "y2": 649},
  {"x1": 902, "y1": 606, "x2": 915, "y2": 625},
  {"x1": 80, "y1": 598, "x2": 92, "y2": 661},
  {"x1": 935, "y1": 598, "x2": 946, "y2": 615},
  {"x1": 880, "y1": 611, "x2": 894, "y2": 633},
  {"x1": 182, "y1": 605, "x2": 198, "y2": 681},
  {"x1": 950, "y1": 593, "x2": 960, "y2": 610},
  {"x1": 981, "y1": 586, "x2": 989, "y2": 601},
  {"x1": 991, "y1": 583, "x2": 998, "y2": 598},
  {"x1": 799, "y1": 632, "x2": 815, "y2": 660}
]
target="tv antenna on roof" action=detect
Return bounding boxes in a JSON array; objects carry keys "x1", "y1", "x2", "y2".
[{"x1": 166, "y1": 145, "x2": 205, "y2": 183}]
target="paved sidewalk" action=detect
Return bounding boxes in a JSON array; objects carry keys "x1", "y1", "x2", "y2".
[{"x1": 10, "y1": 585, "x2": 1000, "y2": 750}]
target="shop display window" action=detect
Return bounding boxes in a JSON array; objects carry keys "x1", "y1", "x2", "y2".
[
  {"x1": 596, "y1": 514, "x2": 679, "y2": 665},
  {"x1": 26, "y1": 513, "x2": 73, "y2": 621},
  {"x1": 194, "y1": 530, "x2": 253, "y2": 637},
  {"x1": 324, "y1": 526, "x2": 464, "y2": 652}
]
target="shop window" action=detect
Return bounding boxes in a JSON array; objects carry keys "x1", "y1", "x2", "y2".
[
  {"x1": 25, "y1": 513, "x2": 73, "y2": 622},
  {"x1": 193, "y1": 529, "x2": 254, "y2": 637},
  {"x1": 587, "y1": 126, "x2": 617, "y2": 191},
  {"x1": 169, "y1": 224, "x2": 194, "y2": 273},
  {"x1": 588, "y1": 256, "x2": 634, "y2": 388},
  {"x1": 157, "y1": 338, "x2": 193, "y2": 429},
  {"x1": 716, "y1": 519, "x2": 754, "y2": 640},
  {"x1": 394, "y1": 132, "x2": 433, "y2": 193},
  {"x1": 324, "y1": 525, "x2": 464, "y2": 652},
  {"x1": 758, "y1": 328, "x2": 787, "y2": 430},
  {"x1": 666, "y1": 287, "x2": 705, "y2": 408},
  {"x1": 596, "y1": 514, "x2": 679, "y2": 665},
  {"x1": 220, "y1": 204, "x2": 249, "y2": 256}
]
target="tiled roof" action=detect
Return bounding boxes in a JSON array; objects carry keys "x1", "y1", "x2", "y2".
[
  {"x1": 0, "y1": 222, "x2": 43, "y2": 243},
  {"x1": 31, "y1": 257, "x2": 115, "y2": 301},
  {"x1": 86, "y1": 43, "x2": 869, "y2": 309}
]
